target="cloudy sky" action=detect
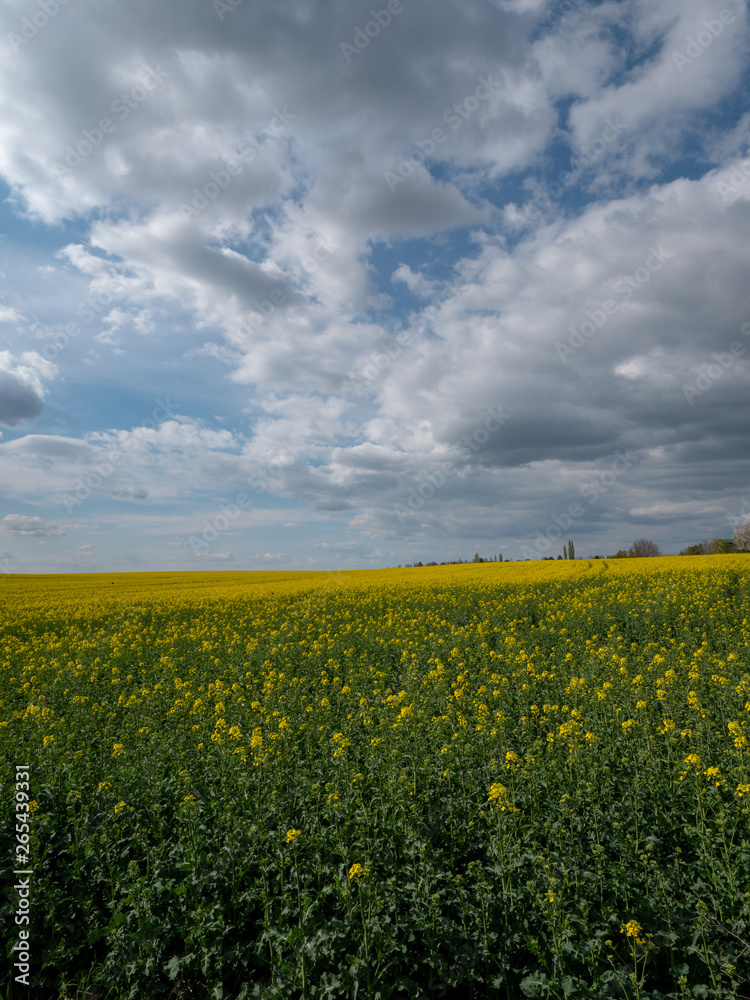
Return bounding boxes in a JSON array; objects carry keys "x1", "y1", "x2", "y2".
[{"x1": 0, "y1": 0, "x2": 749, "y2": 573}]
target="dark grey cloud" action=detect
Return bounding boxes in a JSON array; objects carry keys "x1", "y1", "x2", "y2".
[{"x1": 0, "y1": 370, "x2": 44, "y2": 426}]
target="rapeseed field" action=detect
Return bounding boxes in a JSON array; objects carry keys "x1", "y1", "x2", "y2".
[{"x1": 1, "y1": 558, "x2": 749, "y2": 999}]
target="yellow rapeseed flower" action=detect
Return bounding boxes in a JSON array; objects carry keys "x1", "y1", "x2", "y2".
[
  {"x1": 488, "y1": 782, "x2": 517, "y2": 812},
  {"x1": 621, "y1": 920, "x2": 645, "y2": 943}
]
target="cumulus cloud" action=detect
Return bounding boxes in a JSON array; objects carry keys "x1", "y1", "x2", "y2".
[
  {"x1": 0, "y1": 306, "x2": 24, "y2": 325},
  {"x1": 0, "y1": 514, "x2": 65, "y2": 537},
  {"x1": 0, "y1": 352, "x2": 55, "y2": 427}
]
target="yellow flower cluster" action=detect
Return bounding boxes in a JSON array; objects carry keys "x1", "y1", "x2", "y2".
[
  {"x1": 488, "y1": 782, "x2": 518, "y2": 813},
  {"x1": 621, "y1": 920, "x2": 645, "y2": 944}
]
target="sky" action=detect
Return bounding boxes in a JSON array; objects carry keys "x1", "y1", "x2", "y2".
[{"x1": 0, "y1": 0, "x2": 749, "y2": 574}]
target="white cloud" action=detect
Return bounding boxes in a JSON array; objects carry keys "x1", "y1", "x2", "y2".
[
  {"x1": 0, "y1": 514, "x2": 65, "y2": 537},
  {"x1": 0, "y1": 305, "x2": 24, "y2": 325}
]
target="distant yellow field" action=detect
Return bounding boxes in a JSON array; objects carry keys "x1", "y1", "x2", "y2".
[{"x1": 2, "y1": 551, "x2": 746, "y2": 604}]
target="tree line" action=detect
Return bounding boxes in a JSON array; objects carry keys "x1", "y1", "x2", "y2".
[{"x1": 398, "y1": 523, "x2": 750, "y2": 566}]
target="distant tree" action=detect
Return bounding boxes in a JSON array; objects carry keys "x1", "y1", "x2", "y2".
[
  {"x1": 679, "y1": 545, "x2": 702, "y2": 556},
  {"x1": 708, "y1": 538, "x2": 736, "y2": 554},
  {"x1": 632, "y1": 539, "x2": 661, "y2": 558},
  {"x1": 557, "y1": 555, "x2": 563, "y2": 560},
  {"x1": 679, "y1": 538, "x2": 738, "y2": 556},
  {"x1": 567, "y1": 540, "x2": 575, "y2": 560},
  {"x1": 473, "y1": 553, "x2": 481, "y2": 563},
  {"x1": 563, "y1": 548, "x2": 567, "y2": 560},
  {"x1": 498, "y1": 553, "x2": 503, "y2": 562},
  {"x1": 733, "y1": 522, "x2": 750, "y2": 552}
]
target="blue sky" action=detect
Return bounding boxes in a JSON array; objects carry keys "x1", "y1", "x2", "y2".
[{"x1": 1, "y1": 0, "x2": 749, "y2": 573}]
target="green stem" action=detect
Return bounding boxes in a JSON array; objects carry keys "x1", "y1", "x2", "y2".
[
  {"x1": 295, "y1": 862, "x2": 307, "y2": 999},
  {"x1": 358, "y1": 884, "x2": 373, "y2": 1000}
]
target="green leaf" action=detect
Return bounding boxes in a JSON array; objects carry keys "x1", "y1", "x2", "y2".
[
  {"x1": 520, "y1": 974, "x2": 545, "y2": 997},
  {"x1": 164, "y1": 955, "x2": 182, "y2": 980}
]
